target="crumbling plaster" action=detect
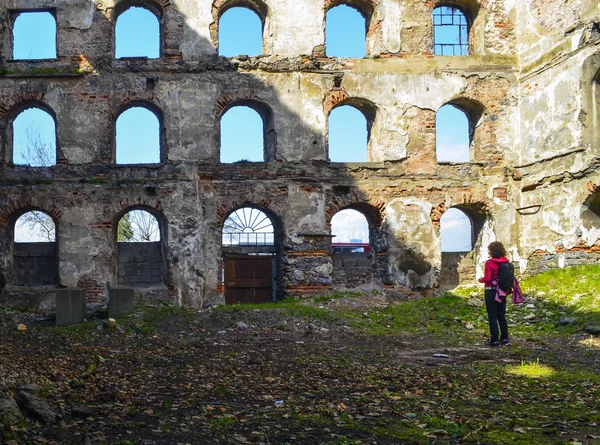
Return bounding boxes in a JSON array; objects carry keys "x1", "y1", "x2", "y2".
[{"x1": 0, "y1": 0, "x2": 599, "y2": 307}]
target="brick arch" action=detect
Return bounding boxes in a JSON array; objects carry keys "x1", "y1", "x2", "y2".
[
  {"x1": 0, "y1": 92, "x2": 48, "y2": 119},
  {"x1": 442, "y1": 96, "x2": 485, "y2": 130},
  {"x1": 114, "y1": 199, "x2": 164, "y2": 224},
  {"x1": 113, "y1": 0, "x2": 169, "y2": 21},
  {"x1": 324, "y1": 91, "x2": 378, "y2": 125},
  {"x1": 210, "y1": 0, "x2": 269, "y2": 49},
  {"x1": 428, "y1": 0, "x2": 482, "y2": 23},
  {"x1": 0, "y1": 200, "x2": 62, "y2": 231},
  {"x1": 325, "y1": 0, "x2": 378, "y2": 18},
  {"x1": 113, "y1": 97, "x2": 160, "y2": 118},
  {"x1": 326, "y1": 199, "x2": 385, "y2": 228}
]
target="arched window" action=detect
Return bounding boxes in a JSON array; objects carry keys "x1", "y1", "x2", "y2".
[
  {"x1": 222, "y1": 207, "x2": 274, "y2": 246},
  {"x1": 436, "y1": 104, "x2": 470, "y2": 162},
  {"x1": 117, "y1": 209, "x2": 164, "y2": 286},
  {"x1": 220, "y1": 102, "x2": 275, "y2": 163},
  {"x1": 331, "y1": 209, "x2": 370, "y2": 252},
  {"x1": 13, "y1": 211, "x2": 58, "y2": 286},
  {"x1": 440, "y1": 208, "x2": 473, "y2": 252},
  {"x1": 581, "y1": 192, "x2": 600, "y2": 231},
  {"x1": 221, "y1": 206, "x2": 277, "y2": 304},
  {"x1": 12, "y1": 11, "x2": 57, "y2": 60},
  {"x1": 329, "y1": 106, "x2": 369, "y2": 162},
  {"x1": 13, "y1": 107, "x2": 56, "y2": 167},
  {"x1": 115, "y1": 6, "x2": 160, "y2": 58},
  {"x1": 219, "y1": 7, "x2": 262, "y2": 57},
  {"x1": 326, "y1": 5, "x2": 367, "y2": 58},
  {"x1": 117, "y1": 209, "x2": 160, "y2": 242},
  {"x1": 433, "y1": 6, "x2": 468, "y2": 56},
  {"x1": 115, "y1": 106, "x2": 161, "y2": 164}
]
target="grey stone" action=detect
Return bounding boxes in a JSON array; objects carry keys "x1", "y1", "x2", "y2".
[
  {"x1": 56, "y1": 289, "x2": 86, "y2": 327},
  {"x1": 236, "y1": 321, "x2": 248, "y2": 330},
  {"x1": 108, "y1": 289, "x2": 135, "y2": 317},
  {"x1": 71, "y1": 405, "x2": 95, "y2": 419},
  {"x1": 585, "y1": 326, "x2": 600, "y2": 335},
  {"x1": 523, "y1": 313, "x2": 537, "y2": 321},
  {"x1": 468, "y1": 298, "x2": 484, "y2": 307},
  {"x1": 0, "y1": 398, "x2": 23, "y2": 426},
  {"x1": 559, "y1": 316, "x2": 576, "y2": 326},
  {"x1": 15, "y1": 389, "x2": 57, "y2": 424}
]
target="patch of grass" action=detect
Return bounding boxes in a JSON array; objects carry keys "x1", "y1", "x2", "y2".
[
  {"x1": 54, "y1": 320, "x2": 99, "y2": 340},
  {"x1": 522, "y1": 265, "x2": 600, "y2": 325},
  {"x1": 345, "y1": 293, "x2": 485, "y2": 342},
  {"x1": 508, "y1": 358, "x2": 556, "y2": 378},
  {"x1": 312, "y1": 291, "x2": 362, "y2": 303}
]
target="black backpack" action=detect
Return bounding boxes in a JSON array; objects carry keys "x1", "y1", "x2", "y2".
[{"x1": 497, "y1": 262, "x2": 515, "y2": 292}]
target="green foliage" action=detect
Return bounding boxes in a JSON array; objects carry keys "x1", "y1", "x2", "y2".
[{"x1": 117, "y1": 212, "x2": 134, "y2": 242}]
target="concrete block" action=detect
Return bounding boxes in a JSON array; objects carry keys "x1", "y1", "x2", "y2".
[
  {"x1": 56, "y1": 290, "x2": 86, "y2": 327},
  {"x1": 108, "y1": 289, "x2": 135, "y2": 317}
]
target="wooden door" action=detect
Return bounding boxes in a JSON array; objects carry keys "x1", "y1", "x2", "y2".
[{"x1": 224, "y1": 256, "x2": 273, "y2": 304}]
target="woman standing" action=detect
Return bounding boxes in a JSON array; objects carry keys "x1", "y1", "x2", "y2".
[{"x1": 479, "y1": 241, "x2": 510, "y2": 347}]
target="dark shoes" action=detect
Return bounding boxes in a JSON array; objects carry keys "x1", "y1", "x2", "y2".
[
  {"x1": 501, "y1": 339, "x2": 511, "y2": 347},
  {"x1": 487, "y1": 339, "x2": 510, "y2": 348}
]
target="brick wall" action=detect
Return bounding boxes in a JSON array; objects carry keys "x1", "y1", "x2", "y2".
[
  {"x1": 331, "y1": 252, "x2": 375, "y2": 288},
  {"x1": 14, "y1": 242, "x2": 58, "y2": 286},
  {"x1": 440, "y1": 251, "x2": 477, "y2": 287},
  {"x1": 117, "y1": 242, "x2": 164, "y2": 286}
]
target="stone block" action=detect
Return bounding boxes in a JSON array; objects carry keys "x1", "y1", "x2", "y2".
[
  {"x1": 56, "y1": 289, "x2": 86, "y2": 327},
  {"x1": 108, "y1": 289, "x2": 135, "y2": 317}
]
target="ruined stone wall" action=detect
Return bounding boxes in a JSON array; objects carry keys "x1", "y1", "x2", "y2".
[
  {"x1": 0, "y1": 0, "x2": 598, "y2": 308},
  {"x1": 513, "y1": 0, "x2": 600, "y2": 274}
]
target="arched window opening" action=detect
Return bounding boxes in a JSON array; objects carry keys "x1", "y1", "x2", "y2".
[
  {"x1": 13, "y1": 107, "x2": 56, "y2": 167},
  {"x1": 221, "y1": 206, "x2": 278, "y2": 304},
  {"x1": 221, "y1": 106, "x2": 265, "y2": 163},
  {"x1": 581, "y1": 192, "x2": 600, "y2": 231},
  {"x1": 117, "y1": 210, "x2": 160, "y2": 242},
  {"x1": 433, "y1": 6, "x2": 468, "y2": 56},
  {"x1": 115, "y1": 6, "x2": 160, "y2": 58},
  {"x1": 223, "y1": 207, "x2": 274, "y2": 246},
  {"x1": 13, "y1": 11, "x2": 57, "y2": 60},
  {"x1": 436, "y1": 104, "x2": 470, "y2": 163},
  {"x1": 116, "y1": 106, "x2": 161, "y2": 164},
  {"x1": 117, "y1": 209, "x2": 164, "y2": 287},
  {"x1": 219, "y1": 7, "x2": 262, "y2": 57},
  {"x1": 329, "y1": 105, "x2": 369, "y2": 162},
  {"x1": 440, "y1": 208, "x2": 473, "y2": 252},
  {"x1": 331, "y1": 209, "x2": 370, "y2": 253},
  {"x1": 326, "y1": 5, "x2": 367, "y2": 58},
  {"x1": 13, "y1": 211, "x2": 58, "y2": 286}
]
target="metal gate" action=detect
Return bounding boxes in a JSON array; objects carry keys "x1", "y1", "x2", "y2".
[{"x1": 224, "y1": 256, "x2": 273, "y2": 304}]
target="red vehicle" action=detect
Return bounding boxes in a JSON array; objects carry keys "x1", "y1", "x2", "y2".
[{"x1": 331, "y1": 243, "x2": 370, "y2": 253}]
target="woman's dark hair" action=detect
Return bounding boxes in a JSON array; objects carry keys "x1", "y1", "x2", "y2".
[{"x1": 488, "y1": 241, "x2": 507, "y2": 258}]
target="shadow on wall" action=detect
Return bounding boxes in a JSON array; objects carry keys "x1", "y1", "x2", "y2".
[{"x1": 0, "y1": 0, "x2": 470, "y2": 306}]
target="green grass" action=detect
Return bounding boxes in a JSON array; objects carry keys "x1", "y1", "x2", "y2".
[{"x1": 522, "y1": 265, "x2": 600, "y2": 325}]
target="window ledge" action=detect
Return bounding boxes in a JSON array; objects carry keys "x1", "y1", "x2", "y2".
[{"x1": 7, "y1": 57, "x2": 59, "y2": 62}]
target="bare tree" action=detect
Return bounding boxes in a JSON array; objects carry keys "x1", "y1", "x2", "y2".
[
  {"x1": 15, "y1": 123, "x2": 55, "y2": 167},
  {"x1": 15, "y1": 211, "x2": 55, "y2": 242},
  {"x1": 121, "y1": 210, "x2": 160, "y2": 242}
]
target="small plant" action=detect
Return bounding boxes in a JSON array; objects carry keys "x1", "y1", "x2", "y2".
[{"x1": 508, "y1": 358, "x2": 555, "y2": 378}]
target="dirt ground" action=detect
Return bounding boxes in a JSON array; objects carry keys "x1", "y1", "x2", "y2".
[{"x1": 1, "y1": 294, "x2": 599, "y2": 445}]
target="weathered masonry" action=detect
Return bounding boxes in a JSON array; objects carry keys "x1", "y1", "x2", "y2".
[{"x1": 0, "y1": 0, "x2": 599, "y2": 308}]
